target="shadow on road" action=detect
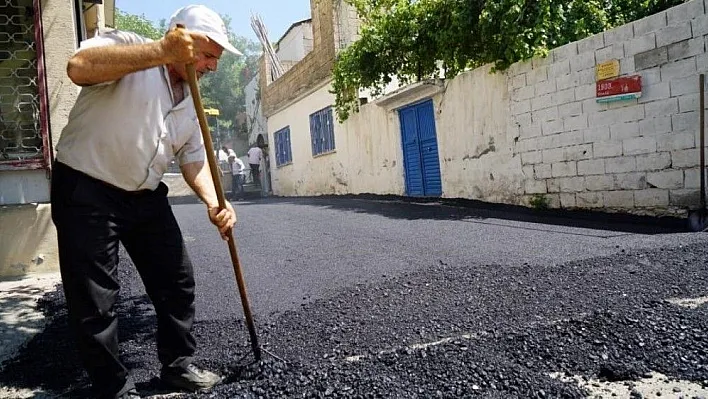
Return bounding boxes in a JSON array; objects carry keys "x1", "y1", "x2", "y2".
[
  {"x1": 0, "y1": 288, "x2": 86, "y2": 396},
  {"x1": 228, "y1": 194, "x2": 688, "y2": 235},
  {"x1": 0, "y1": 285, "x2": 53, "y2": 365},
  {"x1": 0, "y1": 289, "x2": 165, "y2": 397}
]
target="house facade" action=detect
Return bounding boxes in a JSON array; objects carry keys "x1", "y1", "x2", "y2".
[
  {"x1": 243, "y1": 18, "x2": 316, "y2": 193},
  {"x1": 263, "y1": 0, "x2": 708, "y2": 218},
  {"x1": 0, "y1": 0, "x2": 114, "y2": 277},
  {"x1": 246, "y1": 18, "x2": 313, "y2": 149}
]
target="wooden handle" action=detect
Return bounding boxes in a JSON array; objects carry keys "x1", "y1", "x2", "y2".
[
  {"x1": 184, "y1": 65, "x2": 227, "y2": 210},
  {"x1": 183, "y1": 56, "x2": 262, "y2": 361}
]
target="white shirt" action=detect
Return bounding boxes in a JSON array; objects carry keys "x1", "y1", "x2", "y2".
[
  {"x1": 225, "y1": 149, "x2": 242, "y2": 175},
  {"x1": 55, "y1": 30, "x2": 204, "y2": 191},
  {"x1": 247, "y1": 147, "x2": 262, "y2": 165},
  {"x1": 230, "y1": 156, "x2": 245, "y2": 176}
]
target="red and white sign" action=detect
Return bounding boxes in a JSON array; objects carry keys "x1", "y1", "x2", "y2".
[{"x1": 596, "y1": 75, "x2": 642, "y2": 97}]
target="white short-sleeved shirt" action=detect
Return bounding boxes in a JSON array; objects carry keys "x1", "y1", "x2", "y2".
[
  {"x1": 55, "y1": 30, "x2": 205, "y2": 191},
  {"x1": 230, "y1": 156, "x2": 245, "y2": 176},
  {"x1": 247, "y1": 147, "x2": 262, "y2": 165}
]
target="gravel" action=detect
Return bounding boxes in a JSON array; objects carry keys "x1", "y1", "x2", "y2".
[
  {"x1": 192, "y1": 243, "x2": 708, "y2": 398},
  {"x1": 0, "y1": 198, "x2": 706, "y2": 398}
]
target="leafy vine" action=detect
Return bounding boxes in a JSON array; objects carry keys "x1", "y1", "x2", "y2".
[{"x1": 332, "y1": 0, "x2": 685, "y2": 122}]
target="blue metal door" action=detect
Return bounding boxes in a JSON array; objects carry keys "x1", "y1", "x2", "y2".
[
  {"x1": 399, "y1": 106, "x2": 424, "y2": 196},
  {"x1": 399, "y1": 100, "x2": 442, "y2": 197}
]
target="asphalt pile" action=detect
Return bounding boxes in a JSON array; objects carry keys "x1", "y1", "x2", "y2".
[
  {"x1": 1, "y1": 243, "x2": 706, "y2": 398},
  {"x1": 196, "y1": 243, "x2": 708, "y2": 398}
]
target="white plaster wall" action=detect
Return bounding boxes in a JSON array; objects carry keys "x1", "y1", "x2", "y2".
[
  {"x1": 277, "y1": 24, "x2": 309, "y2": 62},
  {"x1": 269, "y1": 79, "x2": 442, "y2": 196},
  {"x1": 0, "y1": 204, "x2": 57, "y2": 277},
  {"x1": 267, "y1": 82, "x2": 345, "y2": 195},
  {"x1": 42, "y1": 0, "x2": 80, "y2": 154},
  {"x1": 267, "y1": 82, "x2": 405, "y2": 196},
  {"x1": 246, "y1": 74, "x2": 267, "y2": 146},
  {"x1": 267, "y1": 68, "x2": 516, "y2": 201},
  {"x1": 338, "y1": 98, "x2": 406, "y2": 195},
  {"x1": 303, "y1": 22, "x2": 314, "y2": 54},
  {"x1": 436, "y1": 65, "x2": 524, "y2": 203}
]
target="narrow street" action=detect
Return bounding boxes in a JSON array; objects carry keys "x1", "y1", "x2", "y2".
[{"x1": 1, "y1": 197, "x2": 707, "y2": 398}]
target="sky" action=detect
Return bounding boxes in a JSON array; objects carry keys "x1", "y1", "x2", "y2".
[{"x1": 114, "y1": 0, "x2": 313, "y2": 43}]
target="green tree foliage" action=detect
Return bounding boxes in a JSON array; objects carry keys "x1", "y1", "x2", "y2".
[
  {"x1": 332, "y1": 0, "x2": 686, "y2": 121},
  {"x1": 115, "y1": 10, "x2": 261, "y2": 141},
  {"x1": 198, "y1": 15, "x2": 263, "y2": 141},
  {"x1": 115, "y1": 9, "x2": 163, "y2": 40}
]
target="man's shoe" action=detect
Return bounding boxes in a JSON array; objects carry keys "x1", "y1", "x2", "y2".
[
  {"x1": 117, "y1": 389, "x2": 141, "y2": 399},
  {"x1": 160, "y1": 364, "x2": 223, "y2": 392}
]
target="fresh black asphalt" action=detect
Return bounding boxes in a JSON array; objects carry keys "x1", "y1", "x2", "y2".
[{"x1": 1, "y1": 196, "x2": 707, "y2": 398}]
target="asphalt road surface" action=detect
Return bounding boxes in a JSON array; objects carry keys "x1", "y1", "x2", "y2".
[{"x1": 1, "y1": 196, "x2": 708, "y2": 398}]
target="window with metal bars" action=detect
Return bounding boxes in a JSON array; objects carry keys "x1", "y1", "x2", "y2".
[
  {"x1": 0, "y1": 0, "x2": 49, "y2": 170},
  {"x1": 274, "y1": 126, "x2": 292, "y2": 167},
  {"x1": 309, "y1": 106, "x2": 335, "y2": 156}
]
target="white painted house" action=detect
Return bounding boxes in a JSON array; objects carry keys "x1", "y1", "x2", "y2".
[
  {"x1": 245, "y1": 74, "x2": 267, "y2": 148},
  {"x1": 275, "y1": 19, "x2": 314, "y2": 70},
  {"x1": 246, "y1": 18, "x2": 313, "y2": 148},
  {"x1": 244, "y1": 18, "x2": 314, "y2": 193},
  {"x1": 262, "y1": 0, "x2": 708, "y2": 218}
]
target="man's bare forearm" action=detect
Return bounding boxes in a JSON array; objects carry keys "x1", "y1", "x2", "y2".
[
  {"x1": 181, "y1": 161, "x2": 219, "y2": 208},
  {"x1": 67, "y1": 42, "x2": 171, "y2": 86}
]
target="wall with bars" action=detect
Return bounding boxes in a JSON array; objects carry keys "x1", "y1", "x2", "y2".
[{"x1": 1, "y1": 0, "x2": 87, "y2": 277}]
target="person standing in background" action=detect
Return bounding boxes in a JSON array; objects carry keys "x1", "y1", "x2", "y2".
[
  {"x1": 247, "y1": 145, "x2": 263, "y2": 186},
  {"x1": 228, "y1": 151, "x2": 245, "y2": 200}
]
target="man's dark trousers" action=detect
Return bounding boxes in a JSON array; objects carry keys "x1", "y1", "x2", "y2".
[
  {"x1": 249, "y1": 163, "x2": 260, "y2": 185},
  {"x1": 50, "y1": 162, "x2": 197, "y2": 398},
  {"x1": 231, "y1": 174, "x2": 244, "y2": 199}
]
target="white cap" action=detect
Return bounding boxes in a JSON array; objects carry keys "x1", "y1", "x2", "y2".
[{"x1": 168, "y1": 5, "x2": 242, "y2": 56}]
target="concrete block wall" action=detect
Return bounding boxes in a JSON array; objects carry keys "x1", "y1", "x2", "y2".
[
  {"x1": 509, "y1": 0, "x2": 708, "y2": 215},
  {"x1": 333, "y1": 0, "x2": 361, "y2": 51}
]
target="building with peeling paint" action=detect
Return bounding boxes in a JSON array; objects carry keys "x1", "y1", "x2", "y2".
[{"x1": 262, "y1": 0, "x2": 707, "y2": 218}]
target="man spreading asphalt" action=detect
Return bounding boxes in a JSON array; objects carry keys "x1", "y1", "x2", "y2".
[{"x1": 50, "y1": 5, "x2": 241, "y2": 399}]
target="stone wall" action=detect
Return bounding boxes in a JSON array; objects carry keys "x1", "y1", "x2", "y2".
[{"x1": 509, "y1": 0, "x2": 708, "y2": 215}]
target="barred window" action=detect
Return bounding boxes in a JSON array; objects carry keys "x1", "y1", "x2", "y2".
[
  {"x1": 0, "y1": 0, "x2": 48, "y2": 169},
  {"x1": 274, "y1": 126, "x2": 292, "y2": 167},
  {"x1": 309, "y1": 106, "x2": 335, "y2": 156}
]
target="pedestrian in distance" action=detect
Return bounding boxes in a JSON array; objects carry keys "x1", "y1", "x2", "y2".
[
  {"x1": 221, "y1": 145, "x2": 236, "y2": 161},
  {"x1": 247, "y1": 145, "x2": 263, "y2": 186},
  {"x1": 227, "y1": 148, "x2": 246, "y2": 200},
  {"x1": 50, "y1": 5, "x2": 242, "y2": 399},
  {"x1": 221, "y1": 145, "x2": 237, "y2": 185}
]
